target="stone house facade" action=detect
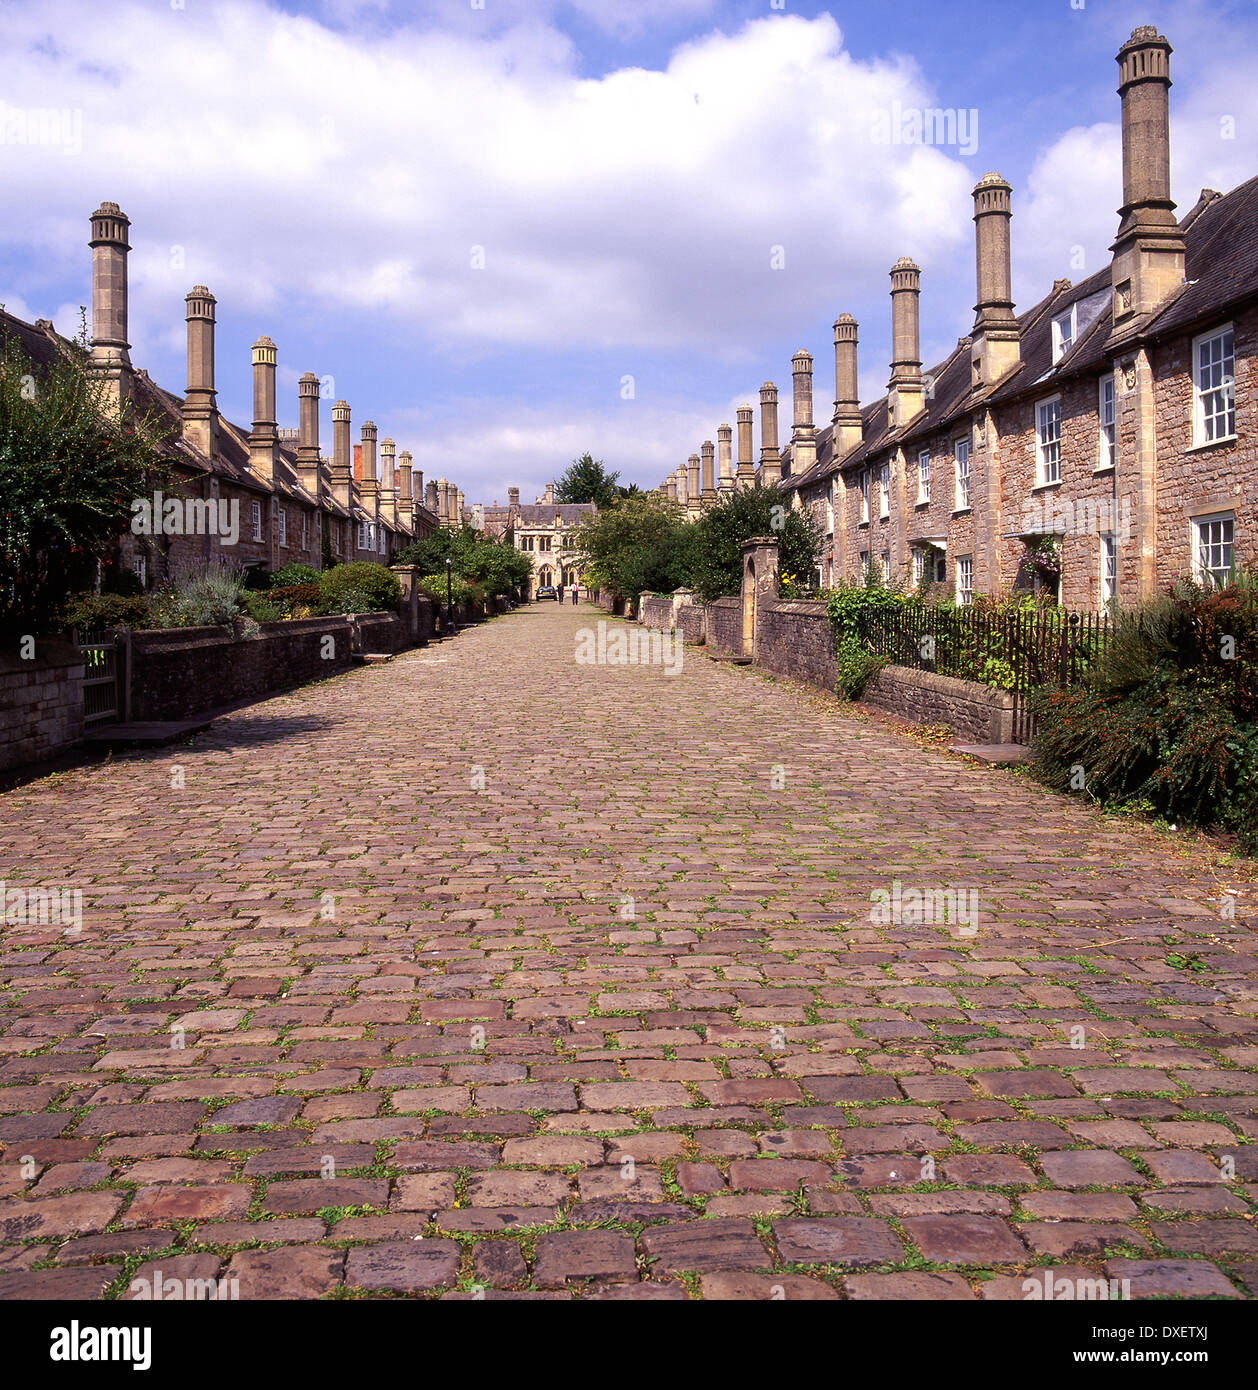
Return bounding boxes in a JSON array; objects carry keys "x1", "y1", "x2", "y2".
[
  {"x1": 668, "y1": 29, "x2": 1255, "y2": 613},
  {"x1": 0, "y1": 202, "x2": 445, "y2": 592},
  {"x1": 480, "y1": 484, "x2": 595, "y2": 597}
]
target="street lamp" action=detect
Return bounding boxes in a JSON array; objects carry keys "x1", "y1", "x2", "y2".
[{"x1": 445, "y1": 556, "x2": 455, "y2": 635}]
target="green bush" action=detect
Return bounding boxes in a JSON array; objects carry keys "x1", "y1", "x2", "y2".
[
  {"x1": 60, "y1": 590, "x2": 152, "y2": 634},
  {"x1": 1032, "y1": 575, "x2": 1258, "y2": 847},
  {"x1": 269, "y1": 583, "x2": 324, "y2": 618},
  {"x1": 270, "y1": 562, "x2": 321, "y2": 589},
  {"x1": 1, "y1": 328, "x2": 173, "y2": 639},
  {"x1": 318, "y1": 561, "x2": 400, "y2": 613},
  {"x1": 242, "y1": 592, "x2": 282, "y2": 623},
  {"x1": 684, "y1": 483, "x2": 823, "y2": 603}
]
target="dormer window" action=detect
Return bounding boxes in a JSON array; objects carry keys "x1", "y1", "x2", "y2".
[{"x1": 1051, "y1": 305, "x2": 1077, "y2": 365}]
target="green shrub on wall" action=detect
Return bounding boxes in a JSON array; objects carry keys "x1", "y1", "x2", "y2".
[
  {"x1": 1033, "y1": 575, "x2": 1258, "y2": 848},
  {"x1": 318, "y1": 562, "x2": 401, "y2": 613}
]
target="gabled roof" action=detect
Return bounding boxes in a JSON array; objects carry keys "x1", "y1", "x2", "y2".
[{"x1": 515, "y1": 503, "x2": 596, "y2": 525}]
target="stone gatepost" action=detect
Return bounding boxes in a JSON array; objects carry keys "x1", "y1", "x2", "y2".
[
  {"x1": 740, "y1": 536, "x2": 779, "y2": 659},
  {"x1": 670, "y1": 587, "x2": 697, "y2": 629},
  {"x1": 390, "y1": 565, "x2": 423, "y2": 645}
]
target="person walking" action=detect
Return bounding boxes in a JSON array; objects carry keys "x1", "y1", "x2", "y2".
[
  {"x1": 570, "y1": 585, "x2": 578, "y2": 605},
  {"x1": 557, "y1": 583, "x2": 565, "y2": 603}
]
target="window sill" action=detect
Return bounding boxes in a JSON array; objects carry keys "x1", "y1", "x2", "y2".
[
  {"x1": 952, "y1": 507, "x2": 972, "y2": 517},
  {"x1": 858, "y1": 520, "x2": 869, "y2": 529},
  {"x1": 915, "y1": 499, "x2": 931, "y2": 509},
  {"x1": 1093, "y1": 463, "x2": 1115, "y2": 474},
  {"x1": 1185, "y1": 435, "x2": 1238, "y2": 455},
  {"x1": 1032, "y1": 480, "x2": 1063, "y2": 493}
]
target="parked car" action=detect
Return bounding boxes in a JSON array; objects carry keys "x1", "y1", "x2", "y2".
[{"x1": 535, "y1": 585, "x2": 558, "y2": 601}]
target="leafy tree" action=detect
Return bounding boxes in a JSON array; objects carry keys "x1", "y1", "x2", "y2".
[
  {"x1": 0, "y1": 328, "x2": 172, "y2": 639},
  {"x1": 685, "y1": 482, "x2": 823, "y2": 603},
  {"x1": 394, "y1": 525, "x2": 532, "y2": 598},
  {"x1": 555, "y1": 452, "x2": 621, "y2": 509},
  {"x1": 571, "y1": 493, "x2": 693, "y2": 600}
]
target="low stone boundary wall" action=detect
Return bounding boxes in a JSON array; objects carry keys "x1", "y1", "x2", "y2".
[
  {"x1": 862, "y1": 665, "x2": 1015, "y2": 743},
  {"x1": 756, "y1": 601, "x2": 837, "y2": 689},
  {"x1": 130, "y1": 616, "x2": 362, "y2": 721},
  {"x1": 705, "y1": 598, "x2": 741, "y2": 656},
  {"x1": 640, "y1": 596, "x2": 672, "y2": 630},
  {"x1": 677, "y1": 604, "x2": 705, "y2": 645},
  {"x1": 0, "y1": 639, "x2": 85, "y2": 774}
]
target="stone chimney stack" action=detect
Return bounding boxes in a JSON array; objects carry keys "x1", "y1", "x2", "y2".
[
  {"x1": 888, "y1": 258, "x2": 925, "y2": 430},
  {"x1": 182, "y1": 286, "x2": 218, "y2": 460},
  {"x1": 970, "y1": 174, "x2": 1020, "y2": 387},
  {"x1": 700, "y1": 439, "x2": 716, "y2": 503},
  {"x1": 397, "y1": 449, "x2": 414, "y2": 530},
  {"x1": 248, "y1": 335, "x2": 278, "y2": 482},
  {"x1": 664, "y1": 476, "x2": 677, "y2": 502},
  {"x1": 425, "y1": 479, "x2": 439, "y2": 514},
  {"x1": 297, "y1": 373, "x2": 322, "y2": 497},
  {"x1": 832, "y1": 315, "x2": 863, "y2": 458},
  {"x1": 543, "y1": 480, "x2": 555, "y2": 505},
  {"x1": 508, "y1": 486, "x2": 520, "y2": 510},
  {"x1": 360, "y1": 421, "x2": 379, "y2": 524},
  {"x1": 88, "y1": 201, "x2": 131, "y2": 408},
  {"x1": 791, "y1": 350, "x2": 817, "y2": 474},
  {"x1": 330, "y1": 399, "x2": 353, "y2": 509},
  {"x1": 736, "y1": 404, "x2": 756, "y2": 489},
  {"x1": 437, "y1": 478, "x2": 450, "y2": 525},
  {"x1": 381, "y1": 436, "x2": 398, "y2": 527},
  {"x1": 455, "y1": 488, "x2": 465, "y2": 525},
  {"x1": 717, "y1": 423, "x2": 734, "y2": 496},
  {"x1": 1111, "y1": 27, "x2": 1185, "y2": 322},
  {"x1": 687, "y1": 453, "x2": 701, "y2": 516},
  {"x1": 759, "y1": 383, "x2": 781, "y2": 486}
]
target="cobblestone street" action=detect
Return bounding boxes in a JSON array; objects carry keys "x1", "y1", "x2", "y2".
[{"x1": 1, "y1": 600, "x2": 1257, "y2": 1300}]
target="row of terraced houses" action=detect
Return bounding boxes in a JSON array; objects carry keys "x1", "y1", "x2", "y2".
[
  {"x1": 1, "y1": 206, "x2": 491, "y2": 588},
  {"x1": 661, "y1": 28, "x2": 1255, "y2": 612}
]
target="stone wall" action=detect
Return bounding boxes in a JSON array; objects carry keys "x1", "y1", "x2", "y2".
[
  {"x1": 0, "y1": 640, "x2": 85, "y2": 774},
  {"x1": 705, "y1": 598, "x2": 741, "y2": 655},
  {"x1": 130, "y1": 617, "x2": 360, "y2": 721},
  {"x1": 755, "y1": 601, "x2": 839, "y2": 690},
  {"x1": 640, "y1": 596, "x2": 673, "y2": 630},
  {"x1": 677, "y1": 604, "x2": 705, "y2": 645},
  {"x1": 862, "y1": 665, "x2": 1015, "y2": 743}
]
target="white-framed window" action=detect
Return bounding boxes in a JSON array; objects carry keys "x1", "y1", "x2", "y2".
[
  {"x1": 954, "y1": 438, "x2": 971, "y2": 510},
  {"x1": 1193, "y1": 325, "x2": 1236, "y2": 445},
  {"x1": 859, "y1": 470, "x2": 870, "y2": 524},
  {"x1": 251, "y1": 500, "x2": 262, "y2": 542},
  {"x1": 879, "y1": 462, "x2": 890, "y2": 518},
  {"x1": 956, "y1": 554, "x2": 973, "y2": 606},
  {"x1": 378, "y1": 526, "x2": 387, "y2": 555},
  {"x1": 879, "y1": 550, "x2": 890, "y2": 582},
  {"x1": 917, "y1": 450, "x2": 931, "y2": 504},
  {"x1": 132, "y1": 555, "x2": 146, "y2": 587},
  {"x1": 825, "y1": 496, "x2": 834, "y2": 533},
  {"x1": 1099, "y1": 375, "x2": 1116, "y2": 469},
  {"x1": 357, "y1": 521, "x2": 367, "y2": 549},
  {"x1": 1100, "y1": 532, "x2": 1117, "y2": 605},
  {"x1": 1051, "y1": 305, "x2": 1076, "y2": 365},
  {"x1": 1036, "y1": 397, "x2": 1062, "y2": 485},
  {"x1": 277, "y1": 507, "x2": 287, "y2": 546},
  {"x1": 859, "y1": 549, "x2": 870, "y2": 580},
  {"x1": 1193, "y1": 513, "x2": 1234, "y2": 588},
  {"x1": 300, "y1": 511, "x2": 307, "y2": 549}
]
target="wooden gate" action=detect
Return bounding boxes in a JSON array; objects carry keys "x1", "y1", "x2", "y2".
[{"x1": 77, "y1": 629, "x2": 130, "y2": 726}]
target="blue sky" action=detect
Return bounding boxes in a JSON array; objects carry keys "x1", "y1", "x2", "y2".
[{"x1": 1, "y1": 0, "x2": 1254, "y2": 502}]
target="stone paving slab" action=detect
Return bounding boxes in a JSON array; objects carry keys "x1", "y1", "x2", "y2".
[{"x1": 0, "y1": 601, "x2": 1256, "y2": 1300}]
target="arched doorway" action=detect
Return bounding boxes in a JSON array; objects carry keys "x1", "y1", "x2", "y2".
[{"x1": 742, "y1": 556, "x2": 756, "y2": 656}]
